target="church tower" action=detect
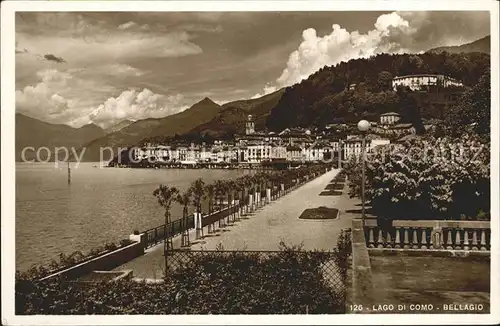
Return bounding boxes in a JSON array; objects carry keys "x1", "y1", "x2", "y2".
[{"x1": 246, "y1": 114, "x2": 255, "y2": 135}]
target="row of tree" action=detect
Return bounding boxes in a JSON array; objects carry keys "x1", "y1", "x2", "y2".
[{"x1": 153, "y1": 163, "x2": 333, "y2": 250}]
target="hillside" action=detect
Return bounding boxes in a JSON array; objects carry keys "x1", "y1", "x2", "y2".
[
  {"x1": 80, "y1": 97, "x2": 222, "y2": 161},
  {"x1": 186, "y1": 106, "x2": 248, "y2": 139},
  {"x1": 186, "y1": 88, "x2": 285, "y2": 138},
  {"x1": 266, "y1": 51, "x2": 490, "y2": 131},
  {"x1": 105, "y1": 119, "x2": 134, "y2": 134},
  {"x1": 427, "y1": 35, "x2": 490, "y2": 54},
  {"x1": 15, "y1": 114, "x2": 106, "y2": 161}
]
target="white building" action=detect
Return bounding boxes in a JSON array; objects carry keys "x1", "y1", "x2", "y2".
[
  {"x1": 246, "y1": 143, "x2": 272, "y2": 163},
  {"x1": 342, "y1": 136, "x2": 390, "y2": 160},
  {"x1": 392, "y1": 74, "x2": 463, "y2": 91},
  {"x1": 380, "y1": 112, "x2": 401, "y2": 125}
]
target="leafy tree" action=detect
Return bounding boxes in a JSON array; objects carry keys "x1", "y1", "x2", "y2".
[
  {"x1": 446, "y1": 69, "x2": 490, "y2": 137},
  {"x1": 153, "y1": 185, "x2": 179, "y2": 252},
  {"x1": 396, "y1": 87, "x2": 426, "y2": 134},
  {"x1": 266, "y1": 52, "x2": 489, "y2": 131},
  {"x1": 377, "y1": 71, "x2": 393, "y2": 91},
  {"x1": 189, "y1": 178, "x2": 206, "y2": 239}
]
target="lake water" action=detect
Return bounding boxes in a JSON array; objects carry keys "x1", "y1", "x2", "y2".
[{"x1": 15, "y1": 163, "x2": 252, "y2": 271}]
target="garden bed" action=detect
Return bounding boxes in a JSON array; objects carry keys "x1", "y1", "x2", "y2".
[
  {"x1": 319, "y1": 190, "x2": 343, "y2": 196},
  {"x1": 325, "y1": 183, "x2": 345, "y2": 190},
  {"x1": 299, "y1": 207, "x2": 339, "y2": 220}
]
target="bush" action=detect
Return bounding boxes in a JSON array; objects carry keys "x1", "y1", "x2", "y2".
[
  {"x1": 119, "y1": 239, "x2": 134, "y2": 247},
  {"x1": 133, "y1": 230, "x2": 140, "y2": 235},
  {"x1": 332, "y1": 229, "x2": 352, "y2": 282},
  {"x1": 16, "y1": 244, "x2": 346, "y2": 314},
  {"x1": 104, "y1": 242, "x2": 118, "y2": 251}
]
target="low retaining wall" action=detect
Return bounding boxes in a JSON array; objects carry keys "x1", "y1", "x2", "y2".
[
  {"x1": 40, "y1": 241, "x2": 144, "y2": 281},
  {"x1": 351, "y1": 219, "x2": 374, "y2": 312}
]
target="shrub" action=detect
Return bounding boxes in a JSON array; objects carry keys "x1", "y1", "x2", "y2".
[
  {"x1": 133, "y1": 230, "x2": 140, "y2": 235},
  {"x1": 345, "y1": 135, "x2": 490, "y2": 221},
  {"x1": 104, "y1": 242, "x2": 118, "y2": 251},
  {"x1": 119, "y1": 239, "x2": 134, "y2": 247},
  {"x1": 16, "y1": 244, "x2": 346, "y2": 314},
  {"x1": 332, "y1": 229, "x2": 352, "y2": 282}
]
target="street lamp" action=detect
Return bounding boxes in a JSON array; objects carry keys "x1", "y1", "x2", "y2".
[{"x1": 357, "y1": 120, "x2": 370, "y2": 225}]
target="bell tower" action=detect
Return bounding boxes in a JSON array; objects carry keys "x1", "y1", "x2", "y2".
[{"x1": 246, "y1": 115, "x2": 255, "y2": 135}]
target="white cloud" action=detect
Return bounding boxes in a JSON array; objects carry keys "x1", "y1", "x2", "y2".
[
  {"x1": 251, "y1": 84, "x2": 277, "y2": 99},
  {"x1": 16, "y1": 68, "x2": 178, "y2": 128},
  {"x1": 16, "y1": 69, "x2": 73, "y2": 121},
  {"x1": 276, "y1": 12, "x2": 412, "y2": 87},
  {"x1": 118, "y1": 21, "x2": 137, "y2": 30},
  {"x1": 260, "y1": 11, "x2": 489, "y2": 92},
  {"x1": 88, "y1": 88, "x2": 186, "y2": 127},
  {"x1": 68, "y1": 64, "x2": 145, "y2": 78},
  {"x1": 16, "y1": 27, "x2": 203, "y2": 66}
]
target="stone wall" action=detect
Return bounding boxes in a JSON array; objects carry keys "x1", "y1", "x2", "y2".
[
  {"x1": 40, "y1": 241, "x2": 144, "y2": 281},
  {"x1": 351, "y1": 219, "x2": 375, "y2": 311}
]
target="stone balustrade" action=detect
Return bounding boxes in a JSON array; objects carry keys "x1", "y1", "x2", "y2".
[{"x1": 364, "y1": 219, "x2": 491, "y2": 251}]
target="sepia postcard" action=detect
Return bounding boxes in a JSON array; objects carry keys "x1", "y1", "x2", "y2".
[{"x1": 1, "y1": 0, "x2": 499, "y2": 325}]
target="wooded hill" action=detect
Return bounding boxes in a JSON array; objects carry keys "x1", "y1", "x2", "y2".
[{"x1": 265, "y1": 51, "x2": 490, "y2": 131}]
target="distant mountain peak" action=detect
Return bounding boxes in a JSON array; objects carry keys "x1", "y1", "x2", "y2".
[
  {"x1": 79, "y1": 123, "x2": 103, "y2": 130},
  {"x1": 199, "y1": 97, "x2": 218, "y2": 105}
]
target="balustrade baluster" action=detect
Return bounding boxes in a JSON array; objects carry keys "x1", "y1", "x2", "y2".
[
  {"x1": 368, "y1": 227, "x2": 375, "y2": 248},
  {"x1": 386, "y1": 232, "x2": 393, "y2": 248},
  {"x1": 446, "y1": 229, "x2": 453, "y2": 249},
  {"x1": 412, "y1": 228, "x2": 419, "y2": 249},
  {"x1": 377, "y1": 229, "x2": 384, "y2": 248},
  {"x1": 471, "y1": 230, "x2": 478, "y2": 250},
  {"x1": 421, "y1": 229, "x2": 428, "y2": 249},
  {"x1": 455, "y1": 229, "x2": 462, "y2": 250},
  {"x1": 480, "y1": 230, "x2": 487, "y2": 251},
  {"x1": 463, "y1": 230, "x2": 470, "y2": 250},
  {"x1": 395, "y1": 228, "x2": 401, "y2": 248},
  {"x1": 403, "y1": 228, "x2": 410, "y2": 249}
]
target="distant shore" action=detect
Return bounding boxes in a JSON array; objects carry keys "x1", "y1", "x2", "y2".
[{"x1": 106, "y1": 161, "x2": 322, "y2": 170}]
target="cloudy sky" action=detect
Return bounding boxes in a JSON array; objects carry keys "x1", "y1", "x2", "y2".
[{"x1": 15, "y1": 11, "x2": 490, "y2": 128}]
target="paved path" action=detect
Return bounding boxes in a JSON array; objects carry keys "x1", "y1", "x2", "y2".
[
  {"x1": 191, "y1": 168, "x2": 351, "y2": 251},
  {"x1": 115, "y1": 168, "x2": 358, "y2": 279}
]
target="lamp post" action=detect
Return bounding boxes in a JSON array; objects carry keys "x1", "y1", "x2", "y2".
[{"x1": 357, "y1": 120, "x2": 370, "y2": 225}]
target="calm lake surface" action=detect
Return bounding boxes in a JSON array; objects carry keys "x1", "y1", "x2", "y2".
[{"x1": 16, "y1": 162, "x2": 252, "y2": 270}]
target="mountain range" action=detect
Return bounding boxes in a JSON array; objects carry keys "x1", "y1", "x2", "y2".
[{"x1": 15, "y1": 35, "x2": 490, "y2": 162}]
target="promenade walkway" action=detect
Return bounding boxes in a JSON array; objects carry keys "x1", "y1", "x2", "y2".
[{"x1": 114, "y1": 168, "x2": 359, "y2": 279}]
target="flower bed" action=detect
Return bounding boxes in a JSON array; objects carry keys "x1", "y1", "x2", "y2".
[{"x1": 299, "y1": 207, "x2": 340, "y2": 220}]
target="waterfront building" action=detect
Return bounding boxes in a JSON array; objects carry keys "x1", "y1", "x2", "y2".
[{"x1": 286, "y1": 145, "x2": 302, "y2": 162}]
